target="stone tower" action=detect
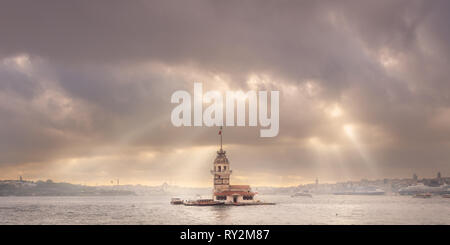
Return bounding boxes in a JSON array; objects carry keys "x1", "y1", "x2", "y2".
[{"x1": 211, "y1": 127, "x2": 231, "y2": 192}]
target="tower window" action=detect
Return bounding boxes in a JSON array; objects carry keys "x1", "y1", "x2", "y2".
[
  {"x1": 224, "y1": 166, "x2": 226, "y2": 171},
  {"x1": 218, "y1": 166, "x2": 221, "y2": 172}
]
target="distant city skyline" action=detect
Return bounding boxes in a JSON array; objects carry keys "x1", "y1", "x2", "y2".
[{"x1": 2, "y1": 171, "x2": 447, "y2": 188}]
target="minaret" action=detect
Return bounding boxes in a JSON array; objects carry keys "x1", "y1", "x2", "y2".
[{"x1": 211, "y1": 126, "x2": 231, "y2": 193}]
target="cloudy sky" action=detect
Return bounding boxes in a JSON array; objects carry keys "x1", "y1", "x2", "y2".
[{"x1": 1, "y1": 0, "x2": 450, "y2": 187}]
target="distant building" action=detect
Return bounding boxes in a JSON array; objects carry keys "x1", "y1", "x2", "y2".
[
  {"x1": 161, "y1": 182, "x2": 169, "y2": 192},
  {"x1": 437, "y1": 172, "x2": 442, "y2": 185}
]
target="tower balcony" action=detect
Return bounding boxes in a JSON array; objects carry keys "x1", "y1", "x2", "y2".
[{"x1": 211, "y1": 170, "x2": 232, "y2": 175}]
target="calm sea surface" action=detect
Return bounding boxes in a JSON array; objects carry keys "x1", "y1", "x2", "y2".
[{"x1": 0, "y1": 194, "x2": 449, "y2": 225}]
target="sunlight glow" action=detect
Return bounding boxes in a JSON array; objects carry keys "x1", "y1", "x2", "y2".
[
  {"x1": 328, "y1": 104, "x2": 343, "y2": 118},
  {"x1": 308, "y1": 137, "x2": 340, "y2": 152},
  {"x1": 343, "y1": 124, "x2": 378, "y2": 176},
  {"x1": 344, "y1": 124, "x2": 354, "y2": 137}
]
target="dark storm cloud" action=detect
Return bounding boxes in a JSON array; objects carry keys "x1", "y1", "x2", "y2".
[
  {"x1": 1, "y1": 0, "x2": 450, "y2": 183},
  {"x1": 0, "y1": 0, "x2": 406, "y2": 86}
]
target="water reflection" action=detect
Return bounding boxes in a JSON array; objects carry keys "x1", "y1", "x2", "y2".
[{"x1": 211, "y1": 205, "x2": 231, "y2": 223}]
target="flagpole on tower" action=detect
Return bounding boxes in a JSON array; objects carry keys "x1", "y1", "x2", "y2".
[{"x1": 219, "y1": 126, "x2": 223, "y2": 152}]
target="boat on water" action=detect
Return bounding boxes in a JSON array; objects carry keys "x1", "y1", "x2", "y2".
[
  {"x1": 413, "y1": 193, "x2": 432, "y2": 198},
  {"x1": 291, "y1": 192, "x2": 312, "y2": 198},
  {"x1": 183, "y1": 199, "x2": 225, "y2": 206},
  {"x1": 231, "y1": 201, "x2": 276, "y2": 206},
  {"x1": 399, "y1": 183, "x2": 450, "y2": 195},
  {"x1": 442, "y1": 194, "x2": 450, "y2": 198},
  {"x1": 170, "y1": 198, "x2": 184, "y2": 205}
]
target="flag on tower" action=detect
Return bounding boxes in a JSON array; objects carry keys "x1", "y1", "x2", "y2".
[{"x1": 218, "y1": 127, "x2": 222, "y2": 135}]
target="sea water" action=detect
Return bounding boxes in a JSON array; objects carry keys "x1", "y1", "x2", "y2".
[{"x1": 0, "y1": 194, "x2": 449, "y2": 225}]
